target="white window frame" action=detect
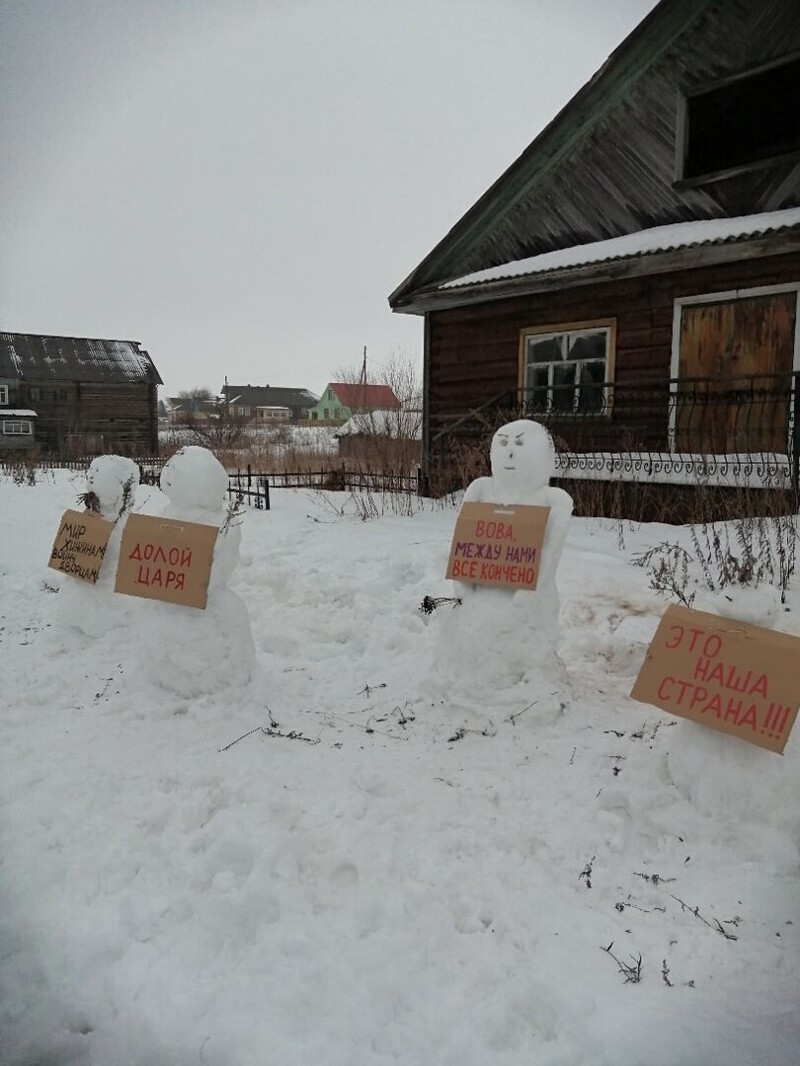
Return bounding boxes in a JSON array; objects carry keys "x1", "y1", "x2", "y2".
[
  {"x1": 3, "y1": 419, "x2": 33, "y2": 435},
  {"x1": 518, "y1": 318, "x2": 616, "y2": 416},
  {"x1": 0, "y1": 386, "x2": 8, "y2": 405},
  {"x1": 669, "y1": 282, "x2": 800, "y2": 453}
]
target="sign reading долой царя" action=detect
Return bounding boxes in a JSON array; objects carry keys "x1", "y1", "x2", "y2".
[
  {"x1": 114, "y1": 513, "x2": 219, "y2": 609},
  {"x1": 631, "y1": 604, "x2": 800, "y2": 754},
  {"x1": 446, "y1": 502, "x2": 550, "y2": 591}
]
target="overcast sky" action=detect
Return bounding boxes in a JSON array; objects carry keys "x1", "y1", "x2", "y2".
[{"x1": 1, "y1": 0, "x2": 659, "y2": 399}]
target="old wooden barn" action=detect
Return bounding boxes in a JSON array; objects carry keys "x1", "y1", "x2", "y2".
[
  {"x1": 389, "y1": 0, "x2": 800, "y2": 507},
  {"x1": 0, "y1": 333, "x2": 162, "y2": 456}
]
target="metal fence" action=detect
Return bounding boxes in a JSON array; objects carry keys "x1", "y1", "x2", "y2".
[{"x1": 429, "y1": 373, "x2": 800, "y2": 492}]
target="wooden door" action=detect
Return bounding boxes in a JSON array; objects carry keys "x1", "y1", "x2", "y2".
[{"x1": 676, "y1": 291, "x2": 796, "y2": 453}]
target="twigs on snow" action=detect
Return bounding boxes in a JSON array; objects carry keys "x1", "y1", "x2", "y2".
[
  {"x1": 600, "y1": 943, "x2": 642, "y2": 983},
  {"x1": 670, "y1": 895, "x2": 739, "y2": 940},
  {"x1": 419, "y1": 595, "x2": 462, "y2": 615},
  {"x1": 447, "y1": 722, "x2": 497, "y2": 743},
  {"x1": 219, "y1": 707, "x2": 319, "y2": 751}
]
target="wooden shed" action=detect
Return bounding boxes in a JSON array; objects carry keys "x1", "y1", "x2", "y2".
[
  {"x1": 0, "y1": 332, "x2": 162, "y2": 456},
  {"x1": 389, "y1": 0, "x2": 800, "y2": 502}
]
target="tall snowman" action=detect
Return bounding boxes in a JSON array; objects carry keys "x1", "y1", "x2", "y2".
[
  {"x1": 432, "y1": 419, "x2": 573, "y2": 712},
  {"x1": 138, "y1": 446, "x2": 257, "y2": 697},
  {"x1": 58, "y1": 455, "x2": 141, "y2": 637}
]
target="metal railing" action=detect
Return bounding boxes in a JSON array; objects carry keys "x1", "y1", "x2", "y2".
[{"x1": 428, "y1": 372, "x2": 800, "y2": 491}]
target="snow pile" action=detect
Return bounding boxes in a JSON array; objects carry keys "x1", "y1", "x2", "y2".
[{"x1": 0, "y1": 469, "x2": 798, "y2": 1066}]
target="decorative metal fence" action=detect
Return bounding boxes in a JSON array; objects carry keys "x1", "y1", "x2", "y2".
[{"x1": 429, "y1": 373, "x2": 800, "y2": 492}]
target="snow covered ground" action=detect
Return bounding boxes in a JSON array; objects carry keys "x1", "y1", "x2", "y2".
[{"x1": 1, "y1": 470, "x2": 798, "y2": 1066}]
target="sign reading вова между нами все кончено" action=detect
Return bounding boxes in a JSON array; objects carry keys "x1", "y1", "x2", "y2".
[
  {"x1": 631, "y1": 603, "x2": 800, "y2": 754},
  {"x1": 446, "y1": 502, "x2": 550, "y2": 591},
  {"x1": 114, "y1": 513, "x2": 219, "y2": 609},
  {"x1": 48, "y1": 509, "x2": 115, "y2": 584}
]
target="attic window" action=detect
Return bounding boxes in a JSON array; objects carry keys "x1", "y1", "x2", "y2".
[
  {"x1": 680, "y1": 54, "x2": 800, "y2": 182},
  {"x1": 0, "y1": 386, "x2": 8, "y2": 405}
]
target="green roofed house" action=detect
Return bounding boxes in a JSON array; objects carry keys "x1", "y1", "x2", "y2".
[
  {"x1": 389, "y1": 0, "x2": 800, "y2": 506},
  {"x1": 0, "y1": 332, "x2": 162, "y2": 455}
]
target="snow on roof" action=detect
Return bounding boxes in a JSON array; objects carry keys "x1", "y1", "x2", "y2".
[
  {"x1": 441, "y1": 208, "x2": 800, "y2": 290},
  {"x1": 335, "y1": 408, "x2": 422, "y2": 439},
  {"x1": 0, "y1": 409, "x2": 37, "y2": 417}
]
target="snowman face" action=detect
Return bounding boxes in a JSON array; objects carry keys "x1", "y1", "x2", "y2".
[
  {"x1": 86, "y1": 456, "x2": 140, "y2": 519},
  {"x1": 490, "y1": 420, "x2": 554, "y2": 496},
  {"x1": 160, "y1": 446, "x2": 228, "y2": 512}
]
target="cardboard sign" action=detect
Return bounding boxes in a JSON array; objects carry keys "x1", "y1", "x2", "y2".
[
  {"x1": 114, "y1": 513, "x2": 219, "y2": 609},
  {"x1": 48, "y1": 509, "x2": 115, "y2": 584},
  {"x1": 446, "y1": 502, "x2": 550, "y2": 591},
  {"x1": 631, "y1": 604, "x2": 800, "y2": 754}
]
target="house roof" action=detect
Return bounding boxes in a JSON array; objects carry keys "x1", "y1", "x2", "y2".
[
  {"x1": 222, "y1": 384, "x2": 318, "y2": 409},
  {"x1": 443, "y1": 208, "x2": 800, "y2": 290},
  {"x1": 335, "y1": 408, "x2": 422, "y2": 440},
  {"x1": 0, "y1": 333, "x2": 162, "y2": 384},
  {"x1": 389, "y1": 0, "x2": 800, "y2": 310},
  {"x1": 167, "y1": 396, "x2": 221, "y2": 415},
  {"x1": 327, "y1": 383, "x2": 401, "y2": 410},
  {"x1": 0, "y1": 409, "x2": 37, "y2": 417}
]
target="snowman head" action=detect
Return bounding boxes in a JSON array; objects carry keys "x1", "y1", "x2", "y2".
[
  {"x1": 85, "y1": 455, "x2": 140, "y2": 519},
  {"x1": 489, "y1": 419, "x2": 555, "y2": 499},
  {"x1": 160, "y1": 446, "x2": 228, "y2": 512}
]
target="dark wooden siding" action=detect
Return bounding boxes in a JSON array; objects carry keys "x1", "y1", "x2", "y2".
[
  {"x1": 426, "y1": 251, "x2": 800, "y2": 464},
  {"x1": 7, "y1": 379, "x2": 158, "y2": 456}
]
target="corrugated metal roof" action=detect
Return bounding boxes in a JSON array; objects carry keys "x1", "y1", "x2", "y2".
[
  {"x1": 0, "y1": 333, "x2": 162, "y2": 384},
  {"x1": 222, "y1": 385, "x2": 318, "y2": 408},
  {"x1": 328, "y1": 383, "x2": 401, "y2": 410},
  {"x1": 441, "y1": 208, "x2": 800, "y2": 290}
]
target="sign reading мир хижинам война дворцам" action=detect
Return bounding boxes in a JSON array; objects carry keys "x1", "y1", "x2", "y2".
[
  {"x1": 114, "y1": 513, "x2": 219, "y2": 609},
  {"x1": 48, "y1": 509, "x2": 115, "y2": 584},
  {"x1": 630, "y1": 603, "x2": 800, "y2": 754},
  {"x1": 446, "y1": 502, "x2": 550, "y2": 591}
]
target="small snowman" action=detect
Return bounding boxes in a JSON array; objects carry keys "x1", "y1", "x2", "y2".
[
  {"x1": 58, "y1": 455, "x2": 140, "y2": 637},
  {"x1": 432, "y1": 420, "x2": 573, "y2": 712},
  {"x1": 138, "y1": 446, "x2": 256, "y2": 697}
]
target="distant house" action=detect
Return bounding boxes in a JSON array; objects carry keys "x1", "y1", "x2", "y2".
[
  {"x1": 220, "y1": 384, "x2": 318, "y2": 423},
  {"x1": 389, "y1": 0, "x2": 800, "y2": 497},
  {"x1": 166, "y1": 395, "x2": 223, "y2": 424},
  {"x1": 335, "y1": 407, "x2": 422, "y2": 470},
  {"x1": 310, "y1": 383, "x2": 401, "y2": 424},
  {"x1": 0, "y1": 332, "x2": 162, "y2": 455}
]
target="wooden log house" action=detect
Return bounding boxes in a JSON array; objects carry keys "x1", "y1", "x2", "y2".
[
  {"x1": 389, "y1": 0, "x2": 800, "y2": 500},
  {"x1": 0, "y1": 333, "x2": 162, "y2": 456}
]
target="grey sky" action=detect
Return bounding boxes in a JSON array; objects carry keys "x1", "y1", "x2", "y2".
[{"x1": 1, "y1": 0, "x2": 659, "y2": 399}]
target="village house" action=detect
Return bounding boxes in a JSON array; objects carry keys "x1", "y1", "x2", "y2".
[
  {"x1": 389, "y1": 0, "x2": 800, "y2": 501},
  {"x1": 220, "y1": 384, "x2": 318, "y2": 424},
  {"x1": 0, "y1": 332, "x2": 161, "y2": 455},
  {"x1": 310, "y1": 383, "x2": 401, "y2": 424}
]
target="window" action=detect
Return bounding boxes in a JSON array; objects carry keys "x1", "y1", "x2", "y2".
[
  {"x1": 679, "y1": 54, "x2": 800, "y2": 182},
  {"x1": 0, "y1": 386, "x2": 8, "y2": 405},
  {"x1": 521, "y1": 322, "x2": 613, "y2": 415},
  {"x1": 29, "y1": 387, "x2": 41, "y2": 401},
  {"x1": 3, "y1": 420, "x2": 33, "y2": 435}
]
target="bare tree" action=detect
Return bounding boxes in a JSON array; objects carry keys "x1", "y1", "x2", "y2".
[{"x1": 333, "y1": 349, "x2": 422, "y2": 474}]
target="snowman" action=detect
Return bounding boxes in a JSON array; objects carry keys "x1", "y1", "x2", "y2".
[
  {"x1": 138, "y1": 446, "x2": 256, "y2": 697},
  {"x1": 431, "y1": 420, "x2": 573, "y2": 714},
  {"x1": 58, "y1": 455, "x2": 141, "y2": 637}
]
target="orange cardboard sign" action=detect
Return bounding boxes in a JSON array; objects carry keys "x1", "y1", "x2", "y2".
[
  {"x1": 114, "y1": 513, "x2": 219, "y2": 609},
  {"x1": 446, "y1": 502, "x2": 550, "y2": 591},
  {"x1": 48, "y1": 508, "x2": 115, "y2": 584},
  {"x1": 631, "y1": 604, "x2": 800, "y2": 754}
]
